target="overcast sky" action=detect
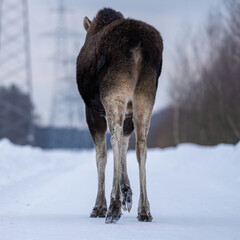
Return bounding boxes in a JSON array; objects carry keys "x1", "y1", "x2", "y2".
[{"x1": 27, "y1": 0, "x2": 221, "y2": 126}]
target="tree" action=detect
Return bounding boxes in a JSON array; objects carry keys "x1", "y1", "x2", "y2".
[
  {"x1": 169, "y1": 0, "x2": 240, "y2": 145},
  {"x1": 0, "y1": 85, "x2": 35, "y2": 144}
]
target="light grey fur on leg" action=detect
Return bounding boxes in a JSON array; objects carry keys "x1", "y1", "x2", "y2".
[
  {"x1": 90, "y1": 134, "x2": 107, "y2": 218},
  {"x1": 133, "y1": 93, "x2": 154, "y2": 222},
  {"x1": 101, "y1": 75, "x2": 134, "y2": 223},
  {"x1": 110, "y1": 124, "x2": 122, "y2": 200},
  {"x1": 105, "y1": 123, "x2": 123, "y2": 223},
  {"x1": 120, "y1": 135, "x2": 132, "y2": 212},
  {"x1": 95, "y1": 136, "x2": 107, "y2": 208},
  {"x1": 136, "y1": 138, "x2": 152, "y2": 221},
  {"x1": 121, "y1": 135, "x2": 131, "y2": 187},
  {"x1": 103, "y1": 97, "x2": 127, "y2": 223}
]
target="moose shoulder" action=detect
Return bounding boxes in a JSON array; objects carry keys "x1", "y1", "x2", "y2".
[{"x1": 76, "y1": 8, "x2": 163, "y2": 223}]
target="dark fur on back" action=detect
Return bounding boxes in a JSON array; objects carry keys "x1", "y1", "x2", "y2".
[
  {"x1": 87, "y1": 8, "x2": 123, "y2": 37},
  {"x1": 76, "y1": 8, "x2": 163, "y2": 115}
]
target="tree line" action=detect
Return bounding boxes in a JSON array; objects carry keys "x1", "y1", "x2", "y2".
[{"x1": 167, "y1": 0, "x2": 240, "y2": 146}]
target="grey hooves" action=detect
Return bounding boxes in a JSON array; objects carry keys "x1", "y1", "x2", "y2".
[
  {"x1": 105, "y1": 212, "x2": 121, "y2": 223},
  {"x1": 137, "y1": 212, "x2": 153, "y2": 222},
  {"x1": 105, "y1": 198, "x2": 122, "y2": 224},
  {"x1": 121, "y1": 186, "x2": 132, "y2": 212},
  {"x1": 90, "y1": 207, "x2": 107, "y2": 218}
]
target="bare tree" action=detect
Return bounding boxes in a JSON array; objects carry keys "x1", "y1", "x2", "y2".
[{"x1": 169, "y1": 0, "x2": 240, "y2": 144}]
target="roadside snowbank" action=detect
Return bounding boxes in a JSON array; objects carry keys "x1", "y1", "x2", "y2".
[{"x1": 0, "y1": 139, "x2": 240, "y2": 240}]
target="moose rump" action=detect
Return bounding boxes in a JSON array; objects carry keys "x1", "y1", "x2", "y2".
[{"x1": 77, "y1": 8, "x2": 163, "y2": 223}]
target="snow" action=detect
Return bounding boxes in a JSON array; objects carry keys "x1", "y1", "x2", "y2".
[{"x1": 0, "y1": 138, "x2": 240, "y2": 240}]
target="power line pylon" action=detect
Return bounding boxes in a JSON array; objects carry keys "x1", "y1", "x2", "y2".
[
  {"x1": 48, "y1": 0, "x2": 86, "y2": 147},
  {"x1": 0, "y1": 0, "x2": 34, "y2": 144}
]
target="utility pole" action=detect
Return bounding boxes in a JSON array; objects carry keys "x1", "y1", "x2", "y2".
[
  {"x1": 0, "y1": 0, "x2": 34, "y2": 144},
  {"x1": 48, "y1": 0, "x2": 86, "y2": 147}
]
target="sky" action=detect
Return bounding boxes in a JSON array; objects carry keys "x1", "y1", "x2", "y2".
[{"x1": 27, "y1": 0, "x2": 221, "y2": 126}]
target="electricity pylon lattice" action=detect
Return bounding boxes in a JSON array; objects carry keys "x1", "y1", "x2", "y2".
[
  {"x1": 0, "y1": 0, "x2": 32, "y2": 92},
  {"x1": 48, "y1": 0, "x2": 86, "y2": 147},
  {"x1": 0, "y1": 0, "x2": 34, "y2": 144}
]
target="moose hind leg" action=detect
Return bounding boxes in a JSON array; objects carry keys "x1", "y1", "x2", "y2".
[
  {"x1": 102, "y1": 97, "x2": 128, "y2": 223},
  {"x1": 133, "y1": 76, "x2": 156, "y2": 222},
  {"x1": 134, "y1": 106, "x2": 153, "y2": 221},
  {"x1": 86, "y1": 107, "x2": 107, "y2": 218},
  {"x1": 121, "y1": 117, "x2": 134, "y2": 212}
]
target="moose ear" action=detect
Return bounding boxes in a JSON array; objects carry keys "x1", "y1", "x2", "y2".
[
  {"x1": 83, "y1": 17, "x2": 92, "y2": 31},
  {"x1": 117, "y1": 11, "x2": 124, "y2": 18}
]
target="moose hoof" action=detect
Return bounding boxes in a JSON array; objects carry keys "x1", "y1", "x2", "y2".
[
  {"x1": 90, "y1": 207, "x2": 107, "y2": 218},
  {"x1": 105, "y1": 212, "x2": 121, "y2": 224},
  {"x1": 137, "y1": 212, "x2": 153, "y2": 222},
  {"x1": 105, "y1": 198, "x2": 121, "y2": 223},
  {"x1": 121, "y1": 187, "x2": 132, "y2": 212}
]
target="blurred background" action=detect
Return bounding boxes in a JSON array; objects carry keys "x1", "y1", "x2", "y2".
[{"x1": 0, "y1": 0, "x2": 239, "y2": 149}]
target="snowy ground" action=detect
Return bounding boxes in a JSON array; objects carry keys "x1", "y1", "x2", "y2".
[{"x1": 0, "y1": 139, "x2": 240, "y2": 240}]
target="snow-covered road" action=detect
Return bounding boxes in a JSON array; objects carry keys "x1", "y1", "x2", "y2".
[{"x1": 0, "y1": 139, "x2": 240, "y2": 240}]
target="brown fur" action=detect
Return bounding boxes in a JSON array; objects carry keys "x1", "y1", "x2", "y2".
[{"x1": 76, "y1": 8, "x2": 163, "y2": 223}]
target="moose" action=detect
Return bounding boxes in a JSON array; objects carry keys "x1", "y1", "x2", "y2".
[{"x1": 76, "y1": 8, "x2": 163, "y2": 223}]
